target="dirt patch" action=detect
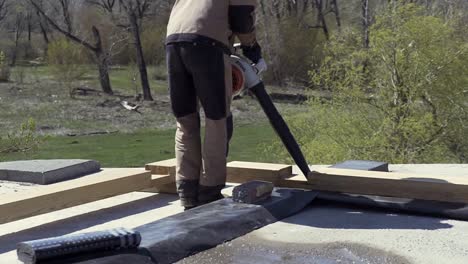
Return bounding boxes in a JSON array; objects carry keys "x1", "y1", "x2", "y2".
[{"x1": 1, "y1": 79, "x2": 305, "y2": 136}]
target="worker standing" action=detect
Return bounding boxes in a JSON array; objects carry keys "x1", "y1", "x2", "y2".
[{"x1": 166, "y1": 0, "x2": 264, "y2": 210}]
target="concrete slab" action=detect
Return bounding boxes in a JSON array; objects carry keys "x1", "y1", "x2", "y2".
[
  {"x1": 0, "y1": 164, "x2": 467, "y2": 264},
  {"x1": 178, "y1": 202, "x2": 468, "y2": 264},
  {"x1": 179, "y1": 164, "x2": 468, "y2": 264},
  {"x1": 0, "y1": 160, "x2": 101, "y2": 184},
  {"x1": 331, "y1": 160, "x2": 389, "y2": 172}
]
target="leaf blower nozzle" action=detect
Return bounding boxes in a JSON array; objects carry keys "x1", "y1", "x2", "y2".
[
  {"x1": 17, "y1": 228, "x2": 141, "y2": 264},
  {"x1": 231, "y1": 55, "x2": 311, "y2": 178}
]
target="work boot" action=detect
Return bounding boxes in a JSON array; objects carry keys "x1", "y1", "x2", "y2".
[
  {"x1": 184, "y1": 205, "x2": 198, "y2": 211},
  {"x1": 177, "y1": 179, "x2": 199, "y2": 209},
  {"x1": 198, "y1": 185, "x2": 225, "y2": 205}
]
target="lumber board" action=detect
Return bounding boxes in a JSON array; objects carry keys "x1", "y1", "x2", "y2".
[
  {"x1": 154, "y1": 182, "x2": 177, "y2": 194},
  {"x1": 141, "y1": 174, "x2": 176, "y2": 194},
  {"x1": 278, "y1": 168, "x2": 468, "y2": 203},
  {"x1": 227, "y1": 161, "x2": 292, "y2": 183},
  {"x1": 0, "y1": 168, "x2": 152, "y2": 224},
  {"x1": 145, "y1": 159, "x2": 176, "y2": 175},
  {"x1": 145, "y1": 159, "x2": 293, "y2": 183}
]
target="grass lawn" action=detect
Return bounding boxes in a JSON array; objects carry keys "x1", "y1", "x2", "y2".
[{"x1": 1, "y1": 123, "x2": 280, "y2": 167}]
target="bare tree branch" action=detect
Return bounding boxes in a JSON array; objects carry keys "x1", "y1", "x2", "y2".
[{"x1": 28, "y1": 0, "x2": 114, "y2": 95}]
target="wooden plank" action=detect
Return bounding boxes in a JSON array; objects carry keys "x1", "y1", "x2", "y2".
[
  {"x1": 151, "y1": 174, "x2": 175, "y2": 186},
  {"x1": 141, "y1": 174, "x2": 176, "y2": 193},
  {"x1": 278, "y1": 168, "x2": 468, "y2": 203},
  {"x1": 145, "y1": 159, "x2": 176, "y2": 175},
  {"x1": 0, "y1": 168, "x2": 152, "y2": 224},
  {"x1": 154, "y1": 182, "x2": 177, "y2": 194},
  {"x1": 227, "y1": 161, "x2": 292, "y2": 183},
  {"x1": 145, "y1": 159, "x2": 293, "y2": 184},
  {"x1": 142, "y1": 174, "x2": 241, "y2": 196}
]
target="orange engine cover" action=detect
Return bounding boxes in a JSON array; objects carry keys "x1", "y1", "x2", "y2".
[{"x1": 232, "y1": 63, "x2": 245, "y2": 97}]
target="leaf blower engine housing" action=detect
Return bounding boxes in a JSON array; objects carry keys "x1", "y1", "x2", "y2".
[{"x1": 231, "y1": 55, "x2": 267, "y2": 97}]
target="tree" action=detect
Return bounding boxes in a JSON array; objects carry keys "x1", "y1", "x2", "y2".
[
  {"x1": 0, "y1": 0, "x2": 8, "y2": 22},
  {"x1": 118, "y1": 0, "x2": 153, "y2": 101},
  {"x1": 312, "y1": 0, "x2": 330, "y2": 39},
  {"x1": 362, "y1": 0, "x2": 370, "y2": 48},
  {"x1": 271, "y1": 3, "x2": 468, "y2": 164},
  {"x1": 0, "y1": 50, "x2": 10, "y2": 81},
  {"x1": 87, "y1": 0, "x2": 154, "y2": 100},
  {"x1": 28, "y1": 0, "x2": 114, "y2": 95},
  {"x1": 10, "y1": 3, "x2": 25, "y2": 66},
  {"x1": 35, "y1": 0, "x2": 50, "y2": 46}
]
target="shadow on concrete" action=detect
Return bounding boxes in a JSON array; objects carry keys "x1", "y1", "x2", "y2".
[
  {"x1": 0, "y1": 194, "x2": 178, "y2": 254},
  {"x1": 282, "y1": 201, "x2": 454, "y2": 230}
]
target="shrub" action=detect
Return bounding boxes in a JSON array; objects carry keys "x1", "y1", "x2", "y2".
[
  {"x1": 268, "y1": 3, "x2": 468, "y2": 164},
  {"x1": 0, "y1": 118, "x2": 44, "y2": 156},
  {"x1": 141, "y1": 26, "x2": 167, "y2": 66},
  {"x1": 47, "y1": 38, "x2": 87, "y2": 97}
]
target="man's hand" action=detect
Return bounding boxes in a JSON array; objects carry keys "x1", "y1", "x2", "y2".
[
  {"x1": 241, "y1": 42, "x2": 262, "y2": 64},
  {"x1": 254, "y1": 58, "x2": 268, "y2": 74}
]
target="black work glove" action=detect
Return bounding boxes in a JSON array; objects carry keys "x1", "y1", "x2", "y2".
[{"x1": 241, "y1": 42, "x2": 262, "y2": 64}]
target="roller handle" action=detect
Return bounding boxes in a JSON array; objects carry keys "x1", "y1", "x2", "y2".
[{"x1": 17, "y1": 228, "x2": 142, "y2": 264}]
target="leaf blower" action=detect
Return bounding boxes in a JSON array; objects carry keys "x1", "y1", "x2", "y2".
[{"x1": 230, "y1": 52, "x2": 311, "y2": 178}]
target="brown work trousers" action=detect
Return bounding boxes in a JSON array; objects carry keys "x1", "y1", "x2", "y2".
[{"x1": 166, "y1": 42, "x2": 233, "y2": 207}]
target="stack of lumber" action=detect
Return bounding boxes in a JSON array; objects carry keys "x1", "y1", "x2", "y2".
[
  {"x1": 145, "y1": 159, "x2": 468, "y2": 204},
  {"x1": 2, "y1": 159, "x2": 467, "y2": 225}
]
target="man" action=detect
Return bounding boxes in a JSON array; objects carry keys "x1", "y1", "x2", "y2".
[{"x1": 166, "y1": 0, "x2": 263, "y2": 210}]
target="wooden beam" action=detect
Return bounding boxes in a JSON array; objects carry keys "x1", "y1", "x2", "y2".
[
  {"x1": 278, "y1": 168, "x2": 468, "y2": 203},
  {"x1": 152, "y1": 174, "x2": 174, "y2": 185},
  {"x1": 227, "y1": 161, "x2": 292, "y2": 183},
  {"x1": 145, "y1": 160, "x2": 293, "y2": 184},
  {"x1": 0, "y1": 168, "x2": 152, "y2": 224},
  {"x1": 153, "y1": 182, "x2": 177, "y2": 194},
  {"x1": 145, "y1": 159, "x2": 176, "y2": 175},
  {"x1": 141, "y1": 174, "x2": 176, "y2": 194}
]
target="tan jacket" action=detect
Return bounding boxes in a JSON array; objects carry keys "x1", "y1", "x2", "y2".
[{"x1": 166, "y1": 0, "x2": 257, "y2": 53}]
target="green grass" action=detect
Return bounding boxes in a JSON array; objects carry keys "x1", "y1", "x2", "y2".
[{"x1": 1, "y1": 123, "x2": 279, "y2": 167}]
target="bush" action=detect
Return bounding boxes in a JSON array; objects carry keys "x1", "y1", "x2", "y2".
[
  {"x1": 0, "y1": 118, "x2": 44, "y2": 156},
  {"x1": 141, "y1": 26, "x2": 167, "y2": 65},
  {"x1": 268, "y1": 3, "x2": 468, "y2": 164},
  {"x1": 47, "y1": 38, "x2": 87, "y2": 97},
  {"x1": 0, "y1": 51, "x2": 10, "y2": 82}
]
